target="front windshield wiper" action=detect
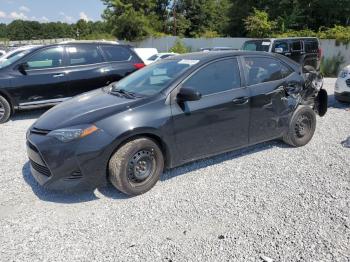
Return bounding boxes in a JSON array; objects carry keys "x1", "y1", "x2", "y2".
[{"x1": 109, "y1": 88, "x2": 139, "y2": 99}]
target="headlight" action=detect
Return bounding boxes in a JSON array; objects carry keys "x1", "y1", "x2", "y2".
[
  {"x1": 339, "y1": 70, "x2": 349, "y2": 78},
  {"x1": 48, "y1": 125, "x2": 99, "y2": 142}
]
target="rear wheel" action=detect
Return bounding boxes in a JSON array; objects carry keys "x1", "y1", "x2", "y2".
[
  {"x1": 108, "y1": 137, "x2": 164, "y2": 196},
  {"x1": 0, "y1": 95, "x2": 11, "y2": 124},
  {"x1": 283, "y1": 106, "x2": 316, "y2": 147}
]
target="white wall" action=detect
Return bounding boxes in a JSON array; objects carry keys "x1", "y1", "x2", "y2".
[{"x1": 122, "y1": 37, "x2": 350, "y2": 66}]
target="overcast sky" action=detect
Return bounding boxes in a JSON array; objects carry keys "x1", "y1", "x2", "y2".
[{"x1": 0, "y1": 0, "x2": 105, "y2": 23}]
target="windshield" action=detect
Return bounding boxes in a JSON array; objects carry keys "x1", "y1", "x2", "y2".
[
  {"x1": 0, "y1": 49, "x2": 32, "y2": 69},
  {"x1": 242, "y1": 40, "x2": 271, "y2": 52},
  {"x1": 111, "y1": 59, "x2": 198, "y2": 96}
]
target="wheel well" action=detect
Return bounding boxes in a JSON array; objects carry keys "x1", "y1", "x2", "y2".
[{"x1": 108, "y1": 133, "x2": 170, "y2": 172}]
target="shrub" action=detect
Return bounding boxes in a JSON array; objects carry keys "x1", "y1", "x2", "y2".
[
  {"x1": 169, "y1": 39, "x2": 190, "y2": 54},
  {"x1": 244, "y1": 9, "x2": 277, "y2": 38},
  {"x1": 320, "y1": 53, "x2": 345, "y2": 77}
]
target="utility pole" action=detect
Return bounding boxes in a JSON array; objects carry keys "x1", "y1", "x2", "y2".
[{"x1": 173, "y1": 0, "x2": 177, "y2": 36}]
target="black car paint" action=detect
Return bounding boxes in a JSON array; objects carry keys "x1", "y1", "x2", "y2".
[
  {"x1": 0, "y1": 43, "x2": 142, "y2": 110},
  {"x1": 26, "y1": 51, "x2": 325, "y2": 191}
]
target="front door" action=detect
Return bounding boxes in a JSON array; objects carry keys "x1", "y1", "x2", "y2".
[
  {"x1": 171, "y1": 58, "x2": 250, "y2": 161},
  {"x1": 9, "y1": 46, "x2": 70, "y2": 105}
]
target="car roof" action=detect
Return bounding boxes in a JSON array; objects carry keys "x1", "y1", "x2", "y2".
[
  {"x1": 246, "y1": 37, "x2": 319, "y2": 42},
  {"x1": 167, "y1": 50, "x2": 284, "y2": 61}
]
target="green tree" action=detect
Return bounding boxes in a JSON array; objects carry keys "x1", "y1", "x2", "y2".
[{"x1": 244, "y1": 8, "x2": 277, "y2": 38}]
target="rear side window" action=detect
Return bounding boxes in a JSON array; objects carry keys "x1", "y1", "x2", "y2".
[
  {"x1": 184, "y1": 58, "x2": 241, "y2": 96},
  {"x1": 304, "y1": 40, "x2": 319, "y2": 52},
  {"x1": 67, "y1": 45, "x2": 104, "y2": 66},
  {"x1": 244, "y1": 57, "x2": 292, "y2": 85},
  {"x1": 100, "y1": 45, "x2": 133, "y2": 62}
]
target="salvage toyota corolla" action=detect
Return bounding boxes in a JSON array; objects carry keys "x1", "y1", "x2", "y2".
[{"x1": 26, "y1": 51, "x2": 328, "y2": 196}]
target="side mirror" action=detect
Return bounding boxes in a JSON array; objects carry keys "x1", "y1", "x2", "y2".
[
  {"x1": 177, "y1": 87, "x2": 202, "y2": 102},
  {"x1": 18, "y1": 62, "x2": 28, "y2": 75},
  {"x1": 274, "y1": 47, "x2": 284, "y2": 54}
]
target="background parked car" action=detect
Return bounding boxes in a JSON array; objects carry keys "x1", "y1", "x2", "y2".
[
  {"x1": 0, "y1": 41, "x2": 145, "y2": 123},
  {"x1": 144, "y1": 52, "x2": 178, "y2": 65},
  {"x1": 242, "y1": 37, "x2": 322, "y2": 70},
  {"x1": 133, "y1": 48, "x2": 158, "y2": 65},
  {"x1": 335, "y1": 65, "x2": 350, "y2": 102},
  {"x1": 0, "y1": 45, "x2": 42, "y2": 62}
]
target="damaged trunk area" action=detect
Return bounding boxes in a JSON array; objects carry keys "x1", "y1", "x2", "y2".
[{"x1": 285, "y1": 66, "x2": 328, "y2": 117}]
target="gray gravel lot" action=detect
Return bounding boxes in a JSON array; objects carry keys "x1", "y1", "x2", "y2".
[{"x1": 0, "y1": 78, "x2": 349, "y2": 261}]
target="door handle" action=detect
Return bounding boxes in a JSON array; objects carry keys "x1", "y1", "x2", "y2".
[
  {"x1": 53, "y1": 73, "x2": 65, "y2": 78},
  {"x1": 232, "y1": 97, "x2": 249, "y2": 105}
]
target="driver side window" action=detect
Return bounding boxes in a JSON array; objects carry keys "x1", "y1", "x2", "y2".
[
  {"x1": 26, "y1": 47, "x2": 64, "y2": 69},
  {"x1": 184, "y1": 58, "x2": 241, "y2": 96}
]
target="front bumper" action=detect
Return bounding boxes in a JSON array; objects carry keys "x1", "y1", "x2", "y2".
[{"x1": 26, "y1": 127, "x2": 115, "y2": 191}]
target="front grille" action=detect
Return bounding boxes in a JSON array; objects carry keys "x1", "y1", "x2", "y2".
[
  {"x1": 31, "y1": 127, "x2": 51, "y2": 135},
  {"x1": 346, "y1": 79, "x2": 350, "y2": 87},
  {"x1": 30, "y1": 159, "x2": 51, "y2": 177}
]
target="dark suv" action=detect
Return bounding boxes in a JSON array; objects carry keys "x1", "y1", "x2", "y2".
[
  {"x1": 0, "y1": 41, "x2": 145, "y2": 123},
  {"x1": 242, "y1": 37, "x2": 322, "y2": 70}
]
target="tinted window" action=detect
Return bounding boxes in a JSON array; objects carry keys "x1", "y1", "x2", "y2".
[
  {"x1": 26, "y1": 47, "x2": 64, "y2": 69},
  {"x1": 244, "y1": 57, "x2": 292, "y2": 85},
  {"x1": 67, "y1": 45, "x2": 104, "y2": 66},
  {"x1": 184, "y1": 58, "x2": 241, "y2": 96},
  {"x1": 304, "y1": 40, "x2": 318, "y2": 52},
  {"x1": 101, "y1": 45, "x2": 132, "y2": 62},
  {"x1": 291, "y1": 41, "x2": 303, "y2": 51}
]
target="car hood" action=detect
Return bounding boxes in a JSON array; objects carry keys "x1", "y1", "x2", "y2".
[{"x1": 34, "y1": 88, "x2": 145, "y2": 130}]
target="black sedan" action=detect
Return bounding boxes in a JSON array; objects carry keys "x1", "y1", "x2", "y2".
[{"x1": 26, "y1": 51, "x2": 328, "y2": 196}]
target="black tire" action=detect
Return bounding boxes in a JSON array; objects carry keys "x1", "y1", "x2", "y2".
[
  {"x1": 108, "y1": 137, "x2": 164, "y2": 196},
  {"x1": 0, "y1": 95, "x2": 11, "y2": 124},
  {"x1": 283, "y1": 106, "x2": 316, "y2": 147}
]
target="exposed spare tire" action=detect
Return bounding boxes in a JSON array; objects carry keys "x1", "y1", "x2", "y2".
[{"x1": 315, "y1": 88, "x2": 328, "y2": 117}]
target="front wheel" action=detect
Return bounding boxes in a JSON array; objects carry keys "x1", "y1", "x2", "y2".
[
  {"x1": 283, "y1": 106, "x2": 316, "y2": 147},
  {"x1": 0, "y1": 95, "x2": 11, "y2": 124},
  {"x1": 108, "y1": 137, "x2": 164, "y2": 196}
]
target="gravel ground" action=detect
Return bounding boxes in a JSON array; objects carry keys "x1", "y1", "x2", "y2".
[{"x1": 0, "y1": 78, "x2": 349, "y2": 262}]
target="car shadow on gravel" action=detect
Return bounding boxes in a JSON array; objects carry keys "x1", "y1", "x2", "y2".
[
  {"x1": 10, "y1": 109, "x2": 48, "y2": 121},
  {"x1": 161, "y1": 140, "x2": 289, "y2": 182},
  {"x1": 327, "y1": 94, "x2": 350, "y2": 109},
  {"x1": 22, "y1": 162, "x2": 128, "y2": 203}
]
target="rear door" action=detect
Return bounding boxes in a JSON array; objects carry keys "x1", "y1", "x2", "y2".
[
  {"x1": 171, "y1": 57, "x2": 250, "y2": 160},
  {"x1": 65, "y1": 44, "x2": 109, "y2": 96},
  {"x1": 99, "y1": 45, "x2": 140, "y2": 83},
  {"x1": 9, "y1": 46, "x2": 70, "y2": 105},
  {"x1": 243, "y1": 56, "x2": 295, "y2": 143}
]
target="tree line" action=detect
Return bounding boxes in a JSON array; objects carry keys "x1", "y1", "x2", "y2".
[{"x1": 1, "y1": 0, "x2": 350, "y2": 42}]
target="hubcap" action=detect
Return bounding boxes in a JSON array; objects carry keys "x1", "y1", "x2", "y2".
[
  {"x1": 295, "y1": 114, "x2": 311, "y2": 138},
  {"x1": 0, "y1": 101, "x2": 4, "y2": 119},
  {"x1": 127, "y1": 149, "x2": 155, "y2": 185}
]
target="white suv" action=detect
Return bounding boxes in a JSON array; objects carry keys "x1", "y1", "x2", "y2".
[{"x1": 335, "y1": 65, "x2": 350, "y2": 102}]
